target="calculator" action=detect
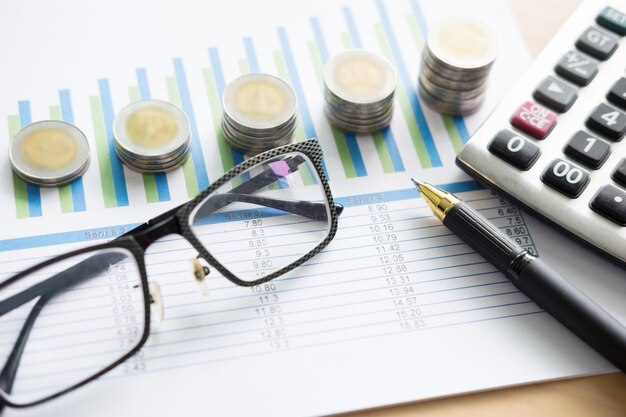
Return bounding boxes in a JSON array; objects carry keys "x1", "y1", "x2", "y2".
[{"x1": 456, "y1": 0, "x2": 626, "y2": 267}]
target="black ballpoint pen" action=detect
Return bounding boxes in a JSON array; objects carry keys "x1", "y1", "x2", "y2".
[{"x1": 412, "y1": 179, "x2": 626, "y2": 373}]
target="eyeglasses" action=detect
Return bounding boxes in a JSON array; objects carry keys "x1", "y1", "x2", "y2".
[{"x1": 0, "y1": 139, "x2": 342, "y2": 410}]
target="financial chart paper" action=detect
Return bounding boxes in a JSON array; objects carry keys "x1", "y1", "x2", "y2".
[{"x1": 0, "y1": 1, "x2": 625, "y2": 416}]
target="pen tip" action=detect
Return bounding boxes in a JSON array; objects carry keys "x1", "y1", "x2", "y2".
[{"x1": 410, "y1": 178, "x2": 422, "y2": 187}]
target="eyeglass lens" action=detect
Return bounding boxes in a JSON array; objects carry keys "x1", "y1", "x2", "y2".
[
  {"x1": 188, "y1": 151, "x2": 331, "y2": 283},
  {"x1": 0, "y1": 247, "x2": 146, "y2": 405}
]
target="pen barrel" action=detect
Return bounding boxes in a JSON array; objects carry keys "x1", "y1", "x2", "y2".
[
  {"x1": 508, "y1": 258, "x2": 626, "y2": 372},
  {"x1": 443, "y1": 203, "x2": 525, "y2": 271}
]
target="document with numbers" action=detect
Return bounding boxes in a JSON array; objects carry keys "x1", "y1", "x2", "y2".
[{"x1": 1, "y1": 1, "x2": 625, "y2": 416}]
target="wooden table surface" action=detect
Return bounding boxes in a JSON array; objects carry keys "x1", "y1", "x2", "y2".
[{"x1": 348, "y1": 1, "x2": 626, "y2": 416}]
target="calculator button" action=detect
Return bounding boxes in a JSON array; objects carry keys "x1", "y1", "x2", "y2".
[
  {"x1": 564, "y1": 131, "x2": 610, "y2": 169},
  {"x1": 554, "y1": 51, "x2": 598, "y2": 86},
  {"x1": 607, "y1": 77, "x2": 626, "y2": 110},
  {"x1": 586, "y1": 103, "x2": 626, "y2": 140},
  {"x1": 541, "y1": 159, "x2": 589, "y2": 198},
  {"x1": 533, "y1": 76, "x2": 577, "y2": 112},
  {"x1": 613, "y1": 159, "x2": 626, "y2": 187},
  {"x1": 575, "y1": 26, "x2": 618, "y2": 60},
  {"x1": 590, "y1": 185, "x2": 626, "y2": 226},
  {"x1": 596, "y1": 6, "x2": 626, "y2": 36},
  {"x1": 510, "y1": 101, "x2": 557, "y2": 139},
  {"x1": 488, "y1": 129, "x2": 540, "y2": 170}
]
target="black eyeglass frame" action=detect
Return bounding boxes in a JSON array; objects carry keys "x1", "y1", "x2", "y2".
[{"x1": 0, "y1": 139, "x2": 341, "y2": 409}]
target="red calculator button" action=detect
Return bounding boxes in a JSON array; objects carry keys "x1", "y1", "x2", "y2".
[{"x1": 510, "y1": 101, "x2": 557, "y2": 139}]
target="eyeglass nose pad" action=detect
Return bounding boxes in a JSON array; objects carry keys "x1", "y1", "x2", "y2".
[
  {"x1": 148, "y1": 281, "x2": 165, "y2": 324},
  {"x1": 192, "y1": 257, "x2": 211, "y2": 298}
]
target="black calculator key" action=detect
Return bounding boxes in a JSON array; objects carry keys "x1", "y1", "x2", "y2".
[
  {"x1": 596, "y1": 6, "x2": 626, "y2": 36},
  {"x1": 586, "y1": 103, "x2": 626, "y2": 140},
  {"x1": 607, "y1": 77, "x2": 626, "y2": 110},
  {"x1": 488, "y1": 129, "x2": 540, "y2": 170},
  {"x1": 575, "y1": 26, "x2": 618, "y2": 60},
  {"x1": 590, "y1": 185, "x2": 626, "y2": 226},
  {"x1": 533, "y1": 76, "x2": 577, "y2": 112},
  {"x1": 554, "y1": 50, "x2": 598, "y2": 86},
  {"x1": 564, "y1": 131, "x2": 610, "y2": 169},
  {"x1": 613, "y1": 159, "x2": 626, "y2": 187},
  {"x1": 541, "y1": 159, "x2": 589, "y2": 198}
]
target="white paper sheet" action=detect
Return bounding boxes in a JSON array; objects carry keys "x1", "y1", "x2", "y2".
[{"x1": 0, "y1": 1, "x2": 624, "y2": 416}]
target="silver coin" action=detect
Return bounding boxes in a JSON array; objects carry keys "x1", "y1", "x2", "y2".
[
  {"x1": 9, "y1": 120, "x2": 91, "y2": 187},
  {"x1": 419, "y1": 74, "x2": 487, "y2": 102},
  {"x1": 418, "y1": 83, "x2": 484, "y2": 115}
]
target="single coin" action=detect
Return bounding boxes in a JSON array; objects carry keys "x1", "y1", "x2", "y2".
[
  {"x1": 427, "y1": 18, "x2": 498, "y2": 71},
  {"x1": 9, "y1": 120, "x2": 90, "y2": 187},
  {"x1": 223, "y1": 73, "x2": 297, "y2": 130},
  {"x1": 324, "y1": 49, "x2": 396, "y2": 104}
]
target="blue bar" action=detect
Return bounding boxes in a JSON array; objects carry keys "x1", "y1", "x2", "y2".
[
  {"x1": 136, "y1": 68, "x2": 152, "y2": 99},
  {"x1": 341, "y1": 10, "x2": 405, "y2": 173},
  {"x1": 381, "y1": 128, "x2": 405, "y2": 171},
  {"x1": 373, "y1": 0, "x2": 442, "y2": 167},
  {"x1": 343, "y1": 7, "x2": 362, "y2": 48},
  {"x1": 172, "y1": 58, "x2": 210, "y2": 191},
  {"x1": 59, "y1": 90, "x2": 87, "y2": 212},
  {"x1": 17, "y1": 101, "x2": 42, "y2": 217},
  {"x1": 244, "y1": 37, "x2": 260, "y2": 73},
  {"x1": 408, "y1": 0, "x2": 470, "y2": 145},
  {"x1": 0, "y1": 180, "x2": 483, "y2": 252},
  {"x1": 277, "y1": 27, "x2": 316, "y2": 139},
  {"x1": 209, "y1": 48, "x2": 245, "y2": 166},
  {"x1": 136, "y1": 68, "x2": 171, "y2": 202},
  {"x1": 310, "y1": 17, "x2": 365, "y2": 177},
  {"x1": 454, "y1": 116, "x2": 470, "y2": 143},
  {"x1": 98, "y1": 79, "x2": 129, "y2": 207}
]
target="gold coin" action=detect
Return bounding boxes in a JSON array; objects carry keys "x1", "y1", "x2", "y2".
[
  {"x1": 234, "y1": 81, "x2": 286, "y2": 120},
  {"x1": 126, "y1": 107, "x2": 179, "y2": 148},
  {"x1": 21, "y1": 128, "x2": 77, "y2": 170}
]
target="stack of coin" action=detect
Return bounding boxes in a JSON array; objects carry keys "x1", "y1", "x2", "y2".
[
  {"x1": 324, "y1": 50, "x2": 396, "y2": 133},
  {"x1": 9, "y1": 120, "x2": 90, "y2": 187},
  {"x1": 222, "y1": 73, "x2": 298, "y2": 155},
  {"x1": 113, "y1": 100, "x2": 191, "y2": 173},
  {"x1": 418, "y1": 18, "x2": 498, "y2": 115}
]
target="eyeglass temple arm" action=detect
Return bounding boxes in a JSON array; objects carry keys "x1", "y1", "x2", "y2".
[
  {"x1": 0, "y1": 252, "x2": 127, "y2": 403},
  {"x1": 0, "y1": 294, "x2": 51, "y2": 401},
  {"x1": 193, "y1": 154, "x2": 343, "y2": 220},
  {"x1": 193, "y1": 193, "x2": 333, "y2": 222}
]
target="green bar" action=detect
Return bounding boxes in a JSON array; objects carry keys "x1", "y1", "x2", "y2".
[
  {"x1": 128, "y1": 86, "x2": 140, "y2": 102},
  {"x1": 443, "y1": 116, "x2": 464, "y2": 154},
  {"x1": 48, "y1": 105, "x2": 74, "y2": 212},
  {"x1": 128, "y1": 85, "x2": 159, "y2": 203},
  {"x1": 273, "y1": 49, "x2": 314, "y2": 186},
  {"x1": 306, "y1": 41, "x2": 357, "y2": 179},
  {"x1": 341, "y1": 32, "x2": 353, "y2": 49},
  {"x1": 375, "y1": 24, "x2": 431, "y2": 168},
  {"x1": 167, "y1": 76, "x2": 199, "y2": 197},
  {"x1": 7, "y1": 115, "x2": 29, "y2": 218},
  {"x1": 90, "y1": 96, "x2": 117, "y2": 208},
  {"x1": 407, "y1": 15, "x2": 424, "y2": 51},
  {"x1": 49, "y1": 105, "x2": 62, "y2": 120},
  {"x1": 371, "y1": 132, "x2": 394, "y2": 173},
  {"x1": 239, "y1": 59, "x2": 250, "y2": 75},
  {"x1": 202, "y1": 68, "x2": 235, "y2": 172}
]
